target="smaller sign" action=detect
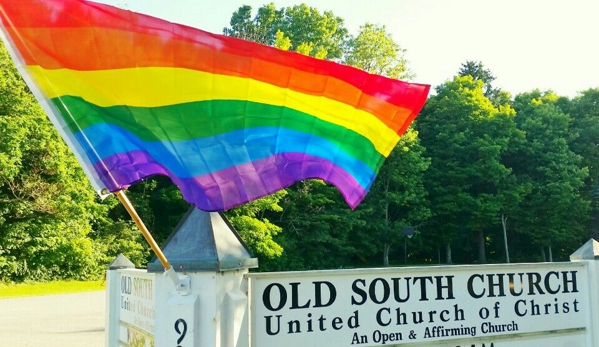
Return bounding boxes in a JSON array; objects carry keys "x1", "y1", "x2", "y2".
[{"x1": 119, "y1": 272, "x2": 156, "y2": 347}]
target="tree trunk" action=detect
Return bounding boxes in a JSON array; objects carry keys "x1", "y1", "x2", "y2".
[
  {"x1": 541, "y1": 247, "x2": 546, "y2": 262},
  {"x1": 382, "y1": 177, "x2": 390, "y2": 267},
  {"x1": 383, "y1": 243, "x2": 390, "y2": 267},
  {"x1": 477, "y1": 230, "x2": 487, "y2": 263},
  {"x1": 437, "y1": 247, "x2": 441, "y2": 264},
  {"x1": 404, "y1": 239, "x2": 408, "y2": 266},
  {"x1": 501, "y1": 214, "x2": 510, "y2": 263},
  {"x1": 446, "y1": 243, "x2": 452, "y2": 264},
  {"x1": 548, "y1": 245, "x2": 553, "y2": 262}
]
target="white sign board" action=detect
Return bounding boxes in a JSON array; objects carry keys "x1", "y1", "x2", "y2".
[
  {"x1": 119, "y1": 271, "x2": 156, "y2": 347},
  {"x1": 248, "y1": 262, "x2": 588, "y2": 347}
]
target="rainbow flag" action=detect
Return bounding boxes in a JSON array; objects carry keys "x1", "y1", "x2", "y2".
[{"x1": 0, "y1": 0, "x2": 429, "y2": 211}]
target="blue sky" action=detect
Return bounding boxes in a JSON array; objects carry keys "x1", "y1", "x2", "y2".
[{"x1": 94, "y1": 0, "x2": 599, "y2": 98}]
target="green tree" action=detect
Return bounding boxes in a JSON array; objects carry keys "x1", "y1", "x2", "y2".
[
  {"x1": 0, "y1": 43, "x2": 108, "y2": 281},
  {"x1": 458, "y1": 61, "x2": 510, "y2": 107},
  {"x1": 343, "y1": 23, "x2": 412, "y2": 80},
  {"x1": 567, "y1": 89, "x2": 599, "y2": 239},
  {"x1": 340, "y1": 21, "x2": 427, "y2": 267},
  {"x1": 103, "y1": 177, "x2": 189, "y2": 267},
  {"x1": 268, "y1": 179, "x2": 365, "y2": 270},
  {"x1": 357, "y1": 128, "x2": 430, "y2": 266},
  {"x1": 223, "y1": 4, "x2": 284, "y2": 45},
  {"x1": 109, "y1": 177, "x2": 189, "y2": 246},
  {"x1": 225, "y1": 191, "x2": 286, "y2": 269},
  {"x1": 224, "y1": 3, "x2": 348, "y2": 60},
  {"x1": 510, "y1": 91, "x2": 590, "y2": 261},
  {"x1": 416, "y1": 75, "x2": 520, "y2": 264}
]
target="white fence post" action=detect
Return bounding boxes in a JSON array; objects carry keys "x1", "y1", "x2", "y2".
[{"x1": 570, "y1": 239, "x2": 599, "y2": 347}]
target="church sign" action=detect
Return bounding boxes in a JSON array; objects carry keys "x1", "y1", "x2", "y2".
[{"x1": 247, "y1": 262, "x2": 588, "y2": 347}]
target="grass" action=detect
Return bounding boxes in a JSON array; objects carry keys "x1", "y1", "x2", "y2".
[{"x1": 0, "y1": 280, "x2": 106, "y2": 298}]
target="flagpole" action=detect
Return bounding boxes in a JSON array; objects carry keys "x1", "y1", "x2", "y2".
[{"x1": 115, "y1": 190, "x2": 181, "y2": 287}]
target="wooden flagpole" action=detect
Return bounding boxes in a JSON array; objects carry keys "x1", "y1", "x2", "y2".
[{"x1": 115, "y1": 190, "x2": 181, "y2": 286}]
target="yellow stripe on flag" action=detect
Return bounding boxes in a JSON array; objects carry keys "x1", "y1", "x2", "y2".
[{"x1": 29, "y1": 66, "x2": 400, "y2": 156}]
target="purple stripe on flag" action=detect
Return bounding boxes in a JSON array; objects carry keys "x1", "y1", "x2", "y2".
[{"x1": 94, "y1": 151, "x2": 368, "y2": 211}]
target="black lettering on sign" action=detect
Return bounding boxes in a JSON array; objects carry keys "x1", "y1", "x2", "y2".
[
  {"x1": 121, "y1": 275, "x2": 132, "y2": 294},
  {"x1": 314, "y1": 281, "x2": 337, "y2": 308},
  {"x1": 263, "y1": 283, "x2": 287, "y2": 311},
  {"x1": 467, "y1": 271, "x2": 578, "y2": 299},
  {"x1": 263, "y1": 281, "x2": 337, "y2": 311},
  {"x1": 175, "y1": 318, "x2": 187, "y2": 347}
]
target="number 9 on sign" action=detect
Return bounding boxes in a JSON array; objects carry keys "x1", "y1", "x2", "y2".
[{"x1": 174, "y1": 318, "x2": 187, "y2": 347}]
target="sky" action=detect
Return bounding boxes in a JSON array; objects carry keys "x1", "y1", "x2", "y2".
[{"x1": 94, "y1": 0, "x2": 599, "y2": 98}]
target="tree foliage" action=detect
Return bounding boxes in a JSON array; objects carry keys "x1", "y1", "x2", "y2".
[
  {"x1": 224, "y1": 3, "x2": 348, "y2": 60},
  {"x1": 416, "y1": 76, "x2": 521, "y2": 264},
  {"x1": 0, "y1": 43, "x2": 107, "y2": 281},
  {"x1": 567, "y1": 89, "x2": 599, "y2": 238},
  {"x1": 357, "y1": 128, "x2": 430, "y2": 266},
  {"x1": 0, "y1": 5, "x2": 598, "y2": 283},
  {"x1": 267, "y1": 179, "x2": 364, "y2": 270},
  {"x1": 343, "y1": 23, "x2": 412, "y2": 80},
  {"x1": 225, "y1": 191, "x2": 286, "y2": 266},
  {"x1": 458, "y1": 61, "x2": 510, "y2": 107},
  {"x1": 509, "y1": 91, "x2": 590, "y2": 260}
]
